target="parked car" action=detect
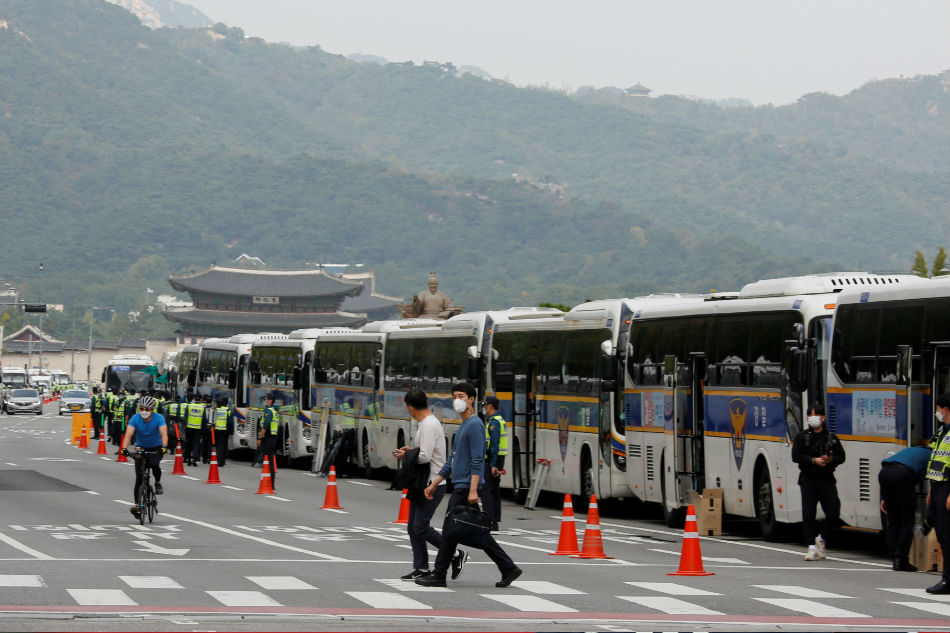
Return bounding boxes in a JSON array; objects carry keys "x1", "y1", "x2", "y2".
[
  {"x1": 5, "y1": 389, "x2": 43, "y2": 415},
  {"x1": 58, "y1": 389, "x2": 91, "y2": 416}
]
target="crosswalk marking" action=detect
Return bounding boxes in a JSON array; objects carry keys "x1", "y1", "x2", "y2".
[
  {"x1": 119, "y1": 576, "x2": 183, "y2": 589},
  {"x1": 67, "y1": 589, "x2": 137, "y2": 606},
  {"x1": 246, "y1": 576, "x2": 316, "y2": 590},
  {"x1": 207, "y1": 590, "x2": 282, "y2": 607},
  {"x1": 753, "y1": 585, "x2": 852, "y2": 599},
  {"x1": 481, "y1": 594, "x2": 578, "y2": 612},
  {"x1": 890, "y1": 601, "x2": 950, "y2": 617},
  {"x1": 510, "y1": 580, "x2": 586, "y2": 595},
  {"x1": 346, "y1": 592, "x2": 432, "y2": 609},
  {"x1": 647, "y1": 548, "x2": 748, "y2": 564},
  {"x1": 880, "y1": 587, "x2": 947, "y2": 600},
  {"x1": 0, "y1": 575, "x2": 45, "y2": 587},
  {"x1": 616, "y1": 596, "x2": 723, "y2": 615},
  {"x1": 624, "y1": 582, "x2": 720, "y2": 596},
  {"x1": 373, "y1": 578, "x2": 452, "y2": 592},
  {"x1": 753, "y1": 598, "x2": 869, "y2": 618}
]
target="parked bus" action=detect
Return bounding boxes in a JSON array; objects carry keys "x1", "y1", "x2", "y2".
[
  {"x1": 621, "y1": 273, "x2": 915, "y2": 537},
  {"x1": 1, "y1": 366, "x2": 30, "y2": 390},
  {"x1": 826, "y1": 275, "x2": 950, "y2": 530},
  {"x1": 172, "y1": 344, "x2": 200, "y2": 400},
  {"x1": 195, "y1": 334, "x2": 256, "y2": 452},
  {"x1": 102, "y1": 354, "x2": 157, "y2": 394}
]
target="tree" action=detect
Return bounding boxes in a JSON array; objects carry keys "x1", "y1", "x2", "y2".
[
  {"x1": 912, "y1": 250, "x2": 929, "y2": 277},
  {"x1": 933, "y1": 247, "x2": 948, "y2": 277}
]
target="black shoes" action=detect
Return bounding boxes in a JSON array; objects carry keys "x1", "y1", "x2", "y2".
[
  {"x1": 451, "y1": 550, "x2": 468, "y2": 580},
  {"x1": 400, "y1": 569, "x2": 429, "y2": 581},
  {"x1": 496, "y1": 567, "x2": 523, "y2": 588},
  {"x1": 926, "y1": 579, "x2": 950, "y2": 594},
  {"x1": 892, "y1": 558, "x2": 916, "y2": 572},
  {"x1": 130, "y1": 506, "x2": 141, "y2": 519},
  {"x1": 490, "y1": 521, "x2": 499, "y2": 532},
  {"x1": 154, "y1": 483, "x2": 163, "y2": 495},
  {"x1": 414, "y1": 572, "x2": 447, "y2": 587}
]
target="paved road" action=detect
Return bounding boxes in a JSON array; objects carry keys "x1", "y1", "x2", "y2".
[{"x1": 0, "y1": 405, "x2": 947, "y2": 631}]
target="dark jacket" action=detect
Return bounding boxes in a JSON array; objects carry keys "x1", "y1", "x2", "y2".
[
  {"x1": 391, "y1": 447, "x2": 430, "y2": 501},
  {"x1": 792, "y1": 426, "x2": 846, "y2": 482}
]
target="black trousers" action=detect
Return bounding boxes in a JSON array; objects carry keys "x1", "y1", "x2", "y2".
[
  {"x1": 479, "y1": 459, "x2": 503, "y2": 524},
  {"x1": 930, "y1": 481, "x2": 950, "y2": 582},
  {"x1": 213, "y1": 429, "x2": 229, "y2": 465},
  {"x1": 432, "y1": 488, "x2": 516, "y2": 577},
  {"x1": 133, "y1": 450, "x2": 163, "y2": 504},
  {"x1": 335, "y1": 428, "x2": 357, "y2": 475},
  {"x1": 186, "y1": 427, "x2": 202, "y2": 464},
  {"x1": 879, "y1": 462, "x2": 918, "y2": 560},
  {"x1": 408, "y1": 485, "x2": 446, "y2": 570},
  {"x1": 260, "y1": 438, "x2": 278, "y2": 488},
  {"x1": 200, "y1": 428, "x2": 212, "y2": 462},
  {"x1": 800, "y1": 475, "x2": 841, "y2": 544}
]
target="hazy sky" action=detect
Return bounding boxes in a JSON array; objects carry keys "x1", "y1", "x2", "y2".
[{"x1": 182, "y1": 0, "x2": 948, "y2": 105}]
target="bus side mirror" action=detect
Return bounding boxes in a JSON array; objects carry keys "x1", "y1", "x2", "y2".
[
  {"x1": 494, "y1": 362, "x2": 515, "y2": 393},
  {"x1": 788, "y1": 348, "x2": 808, "y2": 392}
]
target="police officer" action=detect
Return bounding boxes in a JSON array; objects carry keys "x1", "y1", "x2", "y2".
[
  {"x1": 925, "y1": 392, "x2": 950, "y2": 594},
  {"x1": 791, "y1": 403, "x2": 846, "y2": 560},
  {"x1": 880, "y1": 444, "x2": 932, "y2": 571},
  {"x1": 110, "y1": 389, "x2": 126, "y2": 448},
  {"x1": 259, "y1": 393, "x2": 280, "y2": 490},
  {"x1": 213, "y1": 397, "x2": 233, "y2": 466},
  {"x1": 479, "y1": 396, "x2": 508, "y2": 531},
  {"x1": 336, "y1": 396, "x2": 358, "y2": 477},
  {"x1": 184, "y1": 393, "x2": 206, "y2": 467},
  {"x1": 90, "y1": 387, "x2": 103, "y2": 439},
  {"x1": 201, "y1": 394, "x2": 215, "y2": 464}
]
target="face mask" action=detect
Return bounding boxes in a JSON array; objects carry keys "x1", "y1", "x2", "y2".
[
  {"x1": 453, "y1": 398, "x2": 468, "y2": 414},
  {"x1": 936, "y1": 410, "x2": 945, "y2": 424},
  {"x1": 807, "y1": 416, "x2": 821, "y2": 429},
  {"x1": 140, "y1": 411, "x2": 152, "y2": 421}
]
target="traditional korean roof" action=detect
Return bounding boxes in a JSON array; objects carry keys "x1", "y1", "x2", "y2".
[
  {"x1": 162, "y1": 308, "x2": 367, "y2": 329},
  {"x1": 340, "y1": 273, "x2": 403, "y2": 313},
  {"x1": 168, "y1": 265, "x2": 363, "y2": 298}
]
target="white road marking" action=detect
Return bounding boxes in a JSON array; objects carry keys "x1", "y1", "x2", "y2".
[
  {"x1": 132, "y1": 541, "x2": 189, "y2": 556},
  {"x1": 647, "y1": 548, "x2": 748, "y2": 564},
  {"x1": 617, "y1": 596, "x2": 723, "y2": 615},
  {"x1": 180, "y1": 476, "x2": 200, "y2": 481},
  {"x1": 345, "y1": 481, "x2": 375, "y2": 486},
  {"x1": 481, "y1": 594, "x2": 578, "y2": 612},
  {"x1": 0, "y1": 532, "x2": 54, "y2": 560},
  {"x1": 753, "y1": 598, "x2": 870, "y2": 618},
  {"x1": 321, "y1": 508, "x2": 348, "y2": 513},
  {"x1": 880, "y1": 587, "x2": 948, "y2": 600},
  {"x1": 119, "y1": 576, "x2": 184, "y2": 589},
  {"x1": 265, "y1": 496, "x2": 292, "y2": 502},
  {"x1": 510, "y1": 581, "x2": 586, "y2": 595},
  {"x1": 753, "y1": 585, "x2": 853, "y2": 599},
  {"x1": 85, "y1": 490, "x2": 101, "y2": 495},
  {"x1": 0, "y1": 575, "x2": 45, "y2": 587},
  {"x1": 891, "y1": 601, "x2": 950, "y2": 617},
  {"x1": 246, "y1": 576, "x2": 316, "y2": 590},
  {"x1": 346, "y1": 592, "x2": 432, "y2": 609},
  {"x1": 624, "y1": 582, "x2": 720, "y2": 596},
  {"x1": 373, "y1": 578, "x2": 452, "y2": 593},
  {"x1": 208, "y1": 590, "x2": 282, "y2": 607},
  {"x1": 67, "y1": 589, "x2": 137, "y2": 606},
  {"x1": 221, "y1": 485, "x2": 243, "y2": 491}
]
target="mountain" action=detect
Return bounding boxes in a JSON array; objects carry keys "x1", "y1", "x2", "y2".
[
  {"x1": 104, "y1": 0, "x2": 210, "y2": 29},
  {"x1": 0, "y1": 0, "x2": 946, "y2": 339}
]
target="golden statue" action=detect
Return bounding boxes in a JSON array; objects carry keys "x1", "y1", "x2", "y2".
[{"x1": 399, "y1": 273, "x2": 464, "y2": 319}]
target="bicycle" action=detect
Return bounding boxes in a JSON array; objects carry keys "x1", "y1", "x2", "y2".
[{"x1": 125, "y1": 448, "x2": 161, "y2": 525}]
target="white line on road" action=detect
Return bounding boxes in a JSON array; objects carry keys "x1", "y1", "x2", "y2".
[
  {"x1": 879, "y1": 587, "x2": 949, "y2": 600},
  {"x1": 753, "y1": 585, "x2": 853, "y2": 599},
  {"x1": 180, "y1": 476, "x2": 200, "y2": 481},
  {"x1": 891, "y1": 601, "x2": 950, "y2": 617},
  {"x1": 647, "y1": 548, "x2": 749, "y2": 565},
  {"x1": 85, "y1": 490, "x2": 100, "y2": 495},
  {"x1": 510, "y1": 580, "x2": 586, "y2": 595},
  {"x1": 344, "y1": 480, "x2": 375, "y2": 486},
  {"x1": 162, "y1": 512, "x2": 346, "y2": 561},
  {"x1": 67, "y1": 589, "x2": 137, "y2": 606},
  {"x1": 481, "y1": 594, "x2": 578, "y2": 612},
  {"x1": 0, "y1": 575, "x2": 45, "y2": 587},
  {"x1": 0, "y1": 531, "x2": 54, "y2": 560},
  {"x1": 265, "y1": 495, "x2": 292, "y2": 502},
  {"x1": 321, "y1": 507, "x2": 348, "y2": 513},
  {"x1": 754, "y1": 598, "x2": 870, "y2": 618},
  {"x1": 624, "y1": 581, "x2": 720, "y2": 596},
  {"x1": 119, "y1": 576, "x2": 184, "y2": 589},
  {"x1": 346, "y1": 591, "x2": 432, "y2": 609},
  {"x1": 373, "y1": 578, "x2": 452, "y2": 593},
  {"x1": 617, "y1": 596, "x2": 723, "y2": 615},
  {"x1": 208, "y1": 590, "x2": 282, "y2": 607},
  {"x1": 247, "y1": 576, "x2": 317, "y2": 590},
  {"x1": 221, "y1": 485, "x2": 243, "y2": 491}
]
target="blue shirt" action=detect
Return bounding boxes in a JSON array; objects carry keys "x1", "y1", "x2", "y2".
[
  {"x1": 128, "y1": 412, "x2": 166, "y2": 449},
  {"x1": 882, "y1": 446, "x2": 932, "y2": 480},
  {"x1": 439, "y1": 415, "x2": 485, "y2": 490}
]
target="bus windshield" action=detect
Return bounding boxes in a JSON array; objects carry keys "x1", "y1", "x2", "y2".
[
  {"x1": 1, "y1": 374, "x2": 28, "y2": 388},
  {"x1": 198, "y1": 349, "x2": 236, "y2": 386},
  {"x1": 104, "y1": 365, "x2": 155, "y2": 393}
]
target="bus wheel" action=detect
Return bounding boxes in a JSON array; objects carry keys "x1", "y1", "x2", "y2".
[
  {"x1": 660, "y1": 455, "x2": 684, "y2": 528},
  {"x1": 574, "y1": 449, "x2": 594, "y2": 512},
  {"x1": 283, "y1": 426, "x2": 293, "y2": 462},
  {"x1": 755, "y1": 468, "x2": 779, "y2": 541},
  {"x1": 361, "y1": 430, "x2": 373, "y2": 478},
  {"x1": 511, "y1": 439, "x2": 527, "y2": 504}
]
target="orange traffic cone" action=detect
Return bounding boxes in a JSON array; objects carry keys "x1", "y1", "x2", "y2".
[
  {"x1": 392, "y1": 489, "x2": 410, "y2": 524},
  {"x1": 572, "y1": 495, "x2": 613, "y2": 559},
  {"x1": 96, "y1": 435, "x2": 108, "y2": 455},
  {"x1": 78, "y1": 426, "x2": 89, "y2": 449},
  {"x1": 668, "y1": 504, "x2": 714, "y2": 576},
  {"x1": 116, "y1": 438, "x2": 128, "y2": 463},
  {"x1": 256, "y1": 455, "x2": 275, "y2": 494},
  {"x1": 171, "y1": 445, "x2": 186, "y2": 475},
  {"x1": 550, "y1": 494, "x2": 581, "y2": 555},
  {"x1": 205, "y1": 447, "x2": 222, "y2": 484},
  {"x1": 321, "y1": 465, "x2": 343, "y2": 509}
]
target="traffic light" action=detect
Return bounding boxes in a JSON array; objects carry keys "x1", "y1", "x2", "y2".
[{"x1": 23, "y1": 304, "x2": 47, "y2": 313}]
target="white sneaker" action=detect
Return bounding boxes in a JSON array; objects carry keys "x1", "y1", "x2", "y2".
[
  {"x1": 804, "y1": 545, "x2": 820, "y2": 561},
  {"x1": 815, "y1": 536, "x2": 827, "y2": 560}
]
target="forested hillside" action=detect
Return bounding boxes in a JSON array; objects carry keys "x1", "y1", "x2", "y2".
[{"x1": 0, "y1": 0, "x2": 946, "y2": 339}]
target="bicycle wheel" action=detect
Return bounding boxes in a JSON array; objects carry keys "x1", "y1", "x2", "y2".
[
  {"x1": 136, "y1": 483, "x2": 148, "y2": 525},
  {"x1": 147, "y1": 486, "x2": 156, "y2": 523}
]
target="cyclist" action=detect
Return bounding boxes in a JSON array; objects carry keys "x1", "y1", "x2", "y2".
[{"x1": 121, "y1": 395, "x2": 168, "y2": 519}]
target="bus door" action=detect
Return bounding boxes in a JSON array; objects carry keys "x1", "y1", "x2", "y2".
[
  {"x1": 663, "y1": 354, "x2": 705, "y2": 517},
  {"x1": 932, "y1": 343, "x2": 950, "y2": 439},
  {"x1": 511, "y1": 361, "x2": 538, "y2": 497}
]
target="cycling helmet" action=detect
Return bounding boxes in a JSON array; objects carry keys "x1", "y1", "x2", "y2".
[{"x1": 139, "y1": 395, "x2": 157, "y2": 410}]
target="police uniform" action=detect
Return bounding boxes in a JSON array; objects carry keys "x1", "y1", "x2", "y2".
[
  {"x1": 184, "y1": 398, "x2": 206, "y2": 466},
  {"x1": 259, "y1": 401, "x2": 280, "y2": 489},
  {"x1": 213, "y1": 402, "x2": 233, "y2": 466},
  {"x1": 925, "y1": 420, "x2": 950, "y2": 592},
  {"x1": 479, "y1": 405, "x2": 508, "y2": 529}
]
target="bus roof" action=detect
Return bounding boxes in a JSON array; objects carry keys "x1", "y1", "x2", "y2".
[
  {"x1": 361, "y1": 319, "x2": 443, "y2": 333},
  {"x1": 737, "y1": 273, "x2": 916, "y2": 299},
  {"x1": 107, "y1": 354, "x2": 155, "y2": 365},
  {"x1": 834, "y1": 274, "x2": 950, "y2": 306},
  {"x1": 288, "y1": 327, "x2": 358, "y2": 340}
]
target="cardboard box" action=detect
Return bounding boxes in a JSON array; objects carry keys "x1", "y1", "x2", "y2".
[
  {"x1": 910, "y1": 530, "x2": 940, "y2": 572},
  {"x1": 687, "y1": 488, "x2": 723, "y2": 536}
]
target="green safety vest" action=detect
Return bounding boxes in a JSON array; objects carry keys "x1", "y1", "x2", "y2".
[
  {"x1": 927, "y1": 424, "x2": 950, "y2": 483},
  {"x1": 186, "y1": 403, "x2": 206, "y2": 430},
  {"x1": 260, "y1": 406, "x2": 279, "y2": 436},
  {"x1": 168, "y1": 402, "x2": 179, "y2": 418},
  {"x1": 214, "y1": 406, "x2": 229, "y2": 431},
  {"x1": 110, "y1": 394, "x2": 123, "y2": 414},
  {"x1": 339, "y1": 402, "x2": 358, "y2": 430},
  {"x1": 486, "y1": 413, "x2": 509, "y2": 457}
]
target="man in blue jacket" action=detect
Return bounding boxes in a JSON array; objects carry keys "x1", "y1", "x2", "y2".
[{"x1": 415, "y1": 382, "x2": 522, "y2": 588}]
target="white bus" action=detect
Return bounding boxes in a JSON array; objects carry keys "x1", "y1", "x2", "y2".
[
  {"x1": 172, "y1": 345, "x2": 200, "y2": 400},
  {"x1": 195, "y1": 334, "x2": 256, "y2": 452},
  {"x1": 622, "y1": 273, "x2": 915, "y2": 537},
  {"x1": 1, "y1": 366, "x2": 29, "y2": 391},
  {"x1": 826, "y1": 275, "x2": 950, "y2": 530},
  {"x1": 102, "y1": 354, "x2": 157, "y2": 394}
]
